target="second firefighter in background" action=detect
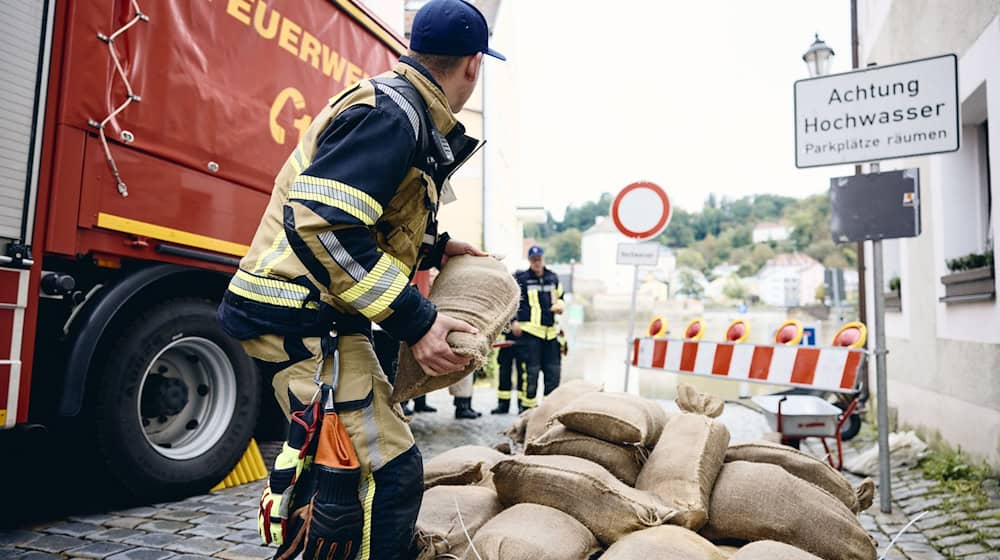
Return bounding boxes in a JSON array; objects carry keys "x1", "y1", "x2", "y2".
[{"x1": 506, "y1": 245, "x2": 565, "y2": 412}]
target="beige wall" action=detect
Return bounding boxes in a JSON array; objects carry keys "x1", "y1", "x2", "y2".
[
  {"x1": 438, "y1": 86, "x2": 485, "y2": 247},
  {"x1": 859, "y1": 1, "x2": 1000, "y2": 465}
]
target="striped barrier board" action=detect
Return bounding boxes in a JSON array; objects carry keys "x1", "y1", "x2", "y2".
[{"x1": 631, "y1": 337, "x2": 865, "y2": 394}]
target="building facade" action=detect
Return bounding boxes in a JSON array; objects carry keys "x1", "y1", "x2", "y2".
[
  {"x1": 858, "y1": 0, "x2": 999, "y2": 465},
  {"x1": 757, "y1": 253, "x2": 825, "y2": 308}
]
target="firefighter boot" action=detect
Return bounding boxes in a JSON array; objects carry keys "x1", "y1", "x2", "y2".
[
  {"x1": 413, "y1": 395, "x2": 437, "y2": 413},
  {"x1": 491, "y1": 399, "x2": 510, "y2": 415},
  {"x1": 454, "y1": 397, "x2": 481, "y2": 419}
]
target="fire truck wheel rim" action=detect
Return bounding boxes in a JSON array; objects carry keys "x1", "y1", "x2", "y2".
[{"x1": 137, "y1": 336, "x2": 237, "y2": 460}]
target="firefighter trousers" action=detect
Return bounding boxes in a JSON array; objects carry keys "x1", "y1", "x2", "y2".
[
  {"x1": 496, "y1": 341, "x2": 519, "y2": 403},
  {"x1": 517, "y1": 333, "x2": 562, "y2": 409},
  {"x1": 242, "y1": 333, "x2": 422, "y2": 560}
]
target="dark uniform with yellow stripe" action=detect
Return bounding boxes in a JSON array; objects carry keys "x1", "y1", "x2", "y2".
[
  {"x1": 513, "y1": 268, "x2": 564, "y2": 409},
  {"x1": 218, "y1": 57, "x2": 479, "y2": 559}
]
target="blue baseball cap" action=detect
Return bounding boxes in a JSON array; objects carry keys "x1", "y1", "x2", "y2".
[
  {"x1": 528, "y1": 245, "x2": 544, "y2": 258},
  {"x1": 410, "y1": 0, "x2": 506, "y2": 61}
]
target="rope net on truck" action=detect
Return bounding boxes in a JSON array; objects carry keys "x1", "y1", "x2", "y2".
[{"x1": 89, "y1": 0, "x2": 147, "y2": 198}]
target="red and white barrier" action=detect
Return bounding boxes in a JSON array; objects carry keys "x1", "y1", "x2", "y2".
[{"x1": 631, "y1": 337, "x2": 864, "y2": 394}]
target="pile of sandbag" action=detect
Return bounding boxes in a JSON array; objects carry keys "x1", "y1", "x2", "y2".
[{"x1": 412, "y1": 383, "x2": 877, "y2": 560}]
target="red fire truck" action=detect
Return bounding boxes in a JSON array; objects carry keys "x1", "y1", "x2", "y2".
[{"x1": 0, "y1": 0, "x2": 405, "y2": 498}]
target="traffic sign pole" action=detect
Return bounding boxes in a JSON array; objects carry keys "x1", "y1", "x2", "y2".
[{"x1": 611, "y1": 182, "x2": 671, "y2": 395}]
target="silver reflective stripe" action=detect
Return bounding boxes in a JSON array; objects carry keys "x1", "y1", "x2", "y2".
[
  {"x1": 423, "y1": 233, "x2": 435, "y2": 245},
  {"x1": 230, "y1": 274, "x2": 308, "y2": 304},
  {"x1": 256, "y1": 234, "x2": 289, "y2": 274},
  {"x1": 289, "y1": 180, "x2": 380, "y2": 224},
  {"x1": 363, "y1": 403, "x2": 384, "y2": 471},
  {"x1": 541, "y1": 285, "x2": 553, "y2": 292},
  {"x1": 527, "y1": 285, "x2": 540, "y2": 292},
  {"x1": 318, "y1": 231, "x2": 366, "y2": 282},
  {"x1": 351, "y1": 265, "x2": 405, "y2": 310},
  {"x1": 374, "y1": 83, "x2": 419, "y2": 141}
]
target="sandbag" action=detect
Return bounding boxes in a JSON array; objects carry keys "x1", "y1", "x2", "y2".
[
  {"x1": 415, "y1": 485, "x2": 503, "y2": 560},
  {"x1": 505, "y1": 408, "x2": 534, "y2": 444},
  {"x1": 636, "y1": 413, "x2": 730, "y2": 530},
  {"x1": 725, "y1": 441, "x2": 859, "y2": 512},
  {"x1": 702, "y1": 462, "x2": 877, "y2": 560},
  {"x1": 492, "y1": 454, "x2": 675, "y2": 546},
  {"x1": 856, "y1": 478, "x2": 875, "y2": 511},
  {"x1": 601, "y1": 526, "x2": 726, "y2": 559},
  {"x1": 553, "y1": 392, "x2": 669, "y2": 446},
  {"x1": 676, "y1": 383, "x2": 725, "y2": 418},
  {"x1": 731, "y1": 541, "x2": 823, "y2": 560},
  {"x1": 424, "y1": 445, "x2": 507, "y2": 489},
  {"x1": 393, "y1": 256, "x2": 519, "y2": 402},
  {"x1": 525, "y1": 380, "x2": 602, "y2": 443},
  {"x1": 717, "y1": 545, "x2": 741, "y2": 558},
  {"x1": 526, "y1": 424, "x2": 645, "y2": 485},
  {"x1": 470, "y1": 504, "x2": 600, "y2": 560}
]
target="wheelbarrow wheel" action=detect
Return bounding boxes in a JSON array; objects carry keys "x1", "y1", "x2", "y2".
[{"x1": 836, "y1": 402, "x2": 863, "y2": 441}]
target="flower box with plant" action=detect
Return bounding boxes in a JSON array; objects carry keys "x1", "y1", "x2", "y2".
[
  {"x1": 885, "y1": 276, "x2": 902, "y2": 311},
  {"x1": 940, "y1": 249, "x2": 995, "y2": 303}
]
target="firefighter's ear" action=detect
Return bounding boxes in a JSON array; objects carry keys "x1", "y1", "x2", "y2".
[{"x1": 465, "y1": 52, "x2": 483, "y2": 82}]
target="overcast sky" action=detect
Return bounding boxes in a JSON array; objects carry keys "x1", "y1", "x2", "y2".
[{"x1": 500, "y1": 1, "x2": 855, "y2": 217}]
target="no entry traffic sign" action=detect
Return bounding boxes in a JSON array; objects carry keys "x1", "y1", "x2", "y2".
[{"x1": 612, "y1": 182, "x2": 671, "y2": 240}]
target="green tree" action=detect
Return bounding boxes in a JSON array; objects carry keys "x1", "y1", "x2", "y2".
[
  {"x1": 677, "y1": 269, "x2": 704, "y2": 298},
  {"x1": 749, "y1": 244, "x2": 776, "y2": 274},
  {"x1": 676, "y1": 248, "x2": 706, "y2": 271},
  {"x1": 545, "y1": 228, "x2": 582, "y2": 263},
  {"x1": 723, "y1": 275, "x2": 747, "y2": 300},
  {"x1": 560, "y1": 192, "x2": 612, "y2": 233}
]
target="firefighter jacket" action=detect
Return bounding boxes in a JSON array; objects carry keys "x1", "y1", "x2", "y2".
[
  {"x1": 219, "y1": 57, "x2": 481, "y2": 345},
  {"x1": 514, "y1": 268, "x2": 564, "y2": 340}
]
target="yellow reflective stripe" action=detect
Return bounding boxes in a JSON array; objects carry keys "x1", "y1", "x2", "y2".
[
  {"x1": 360, "y1": 473, "x2": 376, "y2": 560},
  {"x1": 497, "y1": 390, "x2": 512, "y2": 399},
  {"x1": 384, "y1": 252, "x2": 412, "y2": 276},
  {"x1": 290, "y1": 144, "x2": 309, "y2": 173},
  {"x1": 253, "y1": 233, "x2": 285, "y2": 274},
  {"x1": 556, "y1": 283, "x2": 564, "y2": 298},
  {"x1": 521, "y1": 323, "x2": 559, "y2": 340},
  {"x1": 252, "y1": 232, "x2": 291, "y2": 277},
  {"x1": 339, "y1": 253, "x2": 408, "y2": 318},
  {"x1": 528, "y1": 289, "x2": 541, "y2": 325},
  {"x1": 230, "y1": 271, "x2": 310, "y2": 308},
  {"x1": 289, "y1": 175, "x2": 383, "y2": 226}
]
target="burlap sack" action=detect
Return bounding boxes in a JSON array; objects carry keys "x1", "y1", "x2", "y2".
[
  {"x1": 676, "y1": 383, "x2": 725, "y2": 418},
  {"x1": 553, "y1": 392, "x2": 669, "y2": 446},
  {"x1": 469, "y1": 503, "x2": 600, "y2": 560},
  {"x1": 730, "y1": 541, "x2": 823, "y2": 560},
  {"x1": 524, "y1": 379, "x2": 602, "y2": 443},
  {"x1": 856, "y1": 478, "x2": 875, "y2": 511},
  {"x1": 725, "y1": 441, "x2": 860, "y2": 512},
  {"x1": 505, "y1": 408, "x2": 534, "y2": 444},
  {"x1": 718, "y1": 545, "x2": 741, "y2": 558},
  {"x1": 636, "y1": 413, "x2": 730, "y2": 530},
  {"x1": 702, "y1": 462, "x2": 877, "y2": 560},
  {"x1": 491, "y1": 454, "x2": 676, "y2": 546},
  {"x1": 393, "y1": 256, "x2": 519, "y2": 402},
  {"x1": 601, "y1": 526, "x2": 727, "y2": 559},
  {"x1": 526, "y1": 424, "x2": 646, "y2": 485},
  {"x1": 415, "y1": 485, "x2": 503, "y2": 560},
  {"x1": 424, "y1": 445, "x2": 506, "y2": 489}
]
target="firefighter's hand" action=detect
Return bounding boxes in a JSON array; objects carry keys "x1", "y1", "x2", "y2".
[
  {"x1": 413, "y1": 313, "x2": 477, "y2": 376},
  {"x1": 510, "y1": 321, "x2": 523, "y2": 337},
  {"x1": 441, "y1": 239, "x2": 487, "y2": 267},
  {"x1": 550, "y1": 300, "x2": 565, "y2": 314}
]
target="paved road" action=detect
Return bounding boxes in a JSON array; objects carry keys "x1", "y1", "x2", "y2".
[{"x1": 1, "y1": 387, "x2": 997, "y2": 559}]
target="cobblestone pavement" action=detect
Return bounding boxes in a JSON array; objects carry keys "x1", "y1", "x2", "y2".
[{"x1": 1, "y1": 387, "x2": 997, "y2": 559}]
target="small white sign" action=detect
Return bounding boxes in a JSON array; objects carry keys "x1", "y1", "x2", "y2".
[
  {"x1": 617, "y1": 243, "x2": 659, "y2": 266},
  {"x1": 794, "y1": 54, "x2": 959, "y2": 168}
]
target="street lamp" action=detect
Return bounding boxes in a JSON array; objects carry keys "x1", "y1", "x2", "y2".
[{"x1": 802, "y1": 34, "x2": 835, "y2": 77}]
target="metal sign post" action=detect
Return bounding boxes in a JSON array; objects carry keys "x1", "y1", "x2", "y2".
[
  {"x1": 611, "y1": 182, "x2": 672, "y2": 394},
  {"x1": 828, "y1": 165, "x2": 920, "y2": 512}
]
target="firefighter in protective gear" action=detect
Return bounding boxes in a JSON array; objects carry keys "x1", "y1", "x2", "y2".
[
  {"x1": 218, "y1": 1, "x2": 505, "y2": 556},
  {"x1": 490, "y1": 331, "x2": 520, "y2": 414},
  {"x1": 511, "y1": 245, "x2": 565, "y2": 412}
]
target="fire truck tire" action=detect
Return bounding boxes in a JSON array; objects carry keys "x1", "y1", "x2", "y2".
[{"x1": 92, "y1": 297, "x2": 259, "y2": 500}]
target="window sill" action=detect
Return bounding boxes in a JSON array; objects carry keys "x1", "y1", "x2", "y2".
[{"x1": 939, "y1": 267, "x2": 996, "y2": 304}]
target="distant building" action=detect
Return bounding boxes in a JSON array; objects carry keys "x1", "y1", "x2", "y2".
[
  {"x1": 757, "y1": 253, "x2": 824, "y2": 307},
  {"x1": 579, "y1": 217, "x2": 674, "y2": 294},
  {"x1": 752, "y1": 222, "x2": 793, "y2": 244}
]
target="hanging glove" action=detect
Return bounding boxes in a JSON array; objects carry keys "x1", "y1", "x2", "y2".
[{"x1": 302, "y1": 405, "x2": 363, "y2": 560}]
